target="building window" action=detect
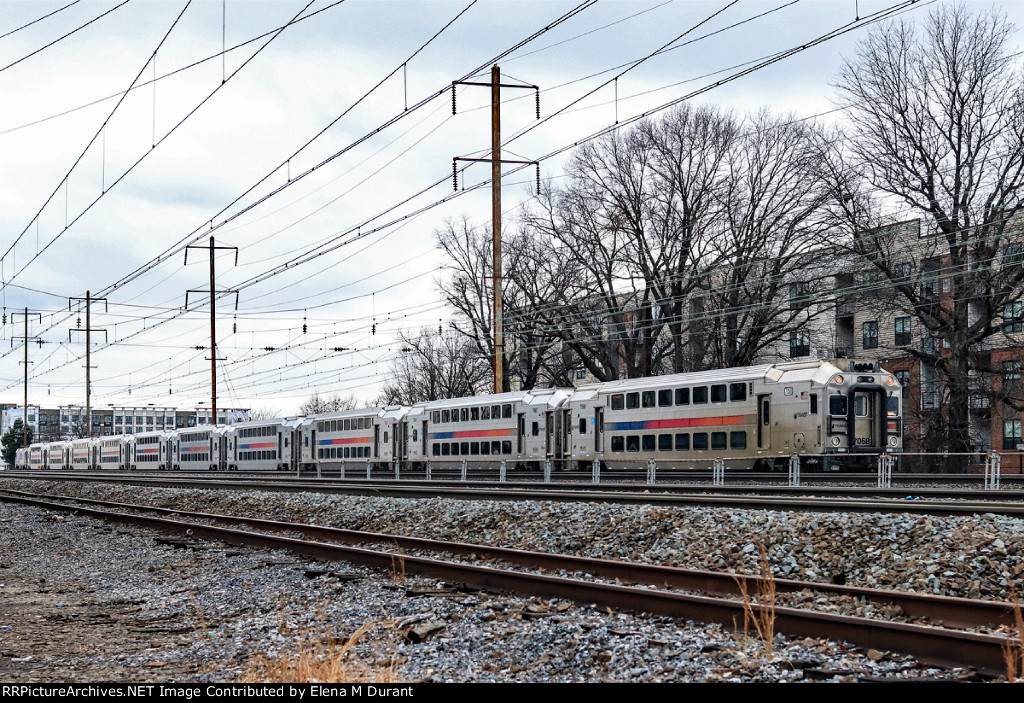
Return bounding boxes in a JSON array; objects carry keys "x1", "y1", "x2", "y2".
[
  {"x1": 1005, "y1": 361, "x2": 1022, "y2": 398},
  {"x1": 921, "y1": 363, "x2": 939, "y2": 409},
  {"x1": 575, "y1": 369, "x2": 586, "y2": 380},
  {"x1": 789, "y1": 283, "x2": 809, "y2": 310},
  {"x1": 1003, "y1": 242, "x2": 1024, "y2": 269},
  {"x1": 789, "y1": 331, "x2": 810, "y2": 358},
  {"x1": 862, "y1": 321, "x2": 879, "y2": 350},
  {"x1": 893, "y1": 262, "x2": 912, "y2": 281},
  {"x1": 894, "y1": 317, "x2": 911, "y2": 346},
  {"x1": 1004, "y1": 302, "x2": 1023, "y2": 334},
  {"x1": 894, "y1": 369, "x2": 911, "y2": 401},
  {"x1": 1004, "y1": 419, "x2": 1022, "y2": 451}
]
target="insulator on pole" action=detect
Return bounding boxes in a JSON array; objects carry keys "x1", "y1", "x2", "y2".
[
  {"x1": 452, "y1": 161, "x2": 458, "y2": 191},
  {"x1": 535, "y1": 89, "x2": 540, "y2": 119},
  {"x1": 451, "y1": 84, "x2": 457, "y2": 114}
]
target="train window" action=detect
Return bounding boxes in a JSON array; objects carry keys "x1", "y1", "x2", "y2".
[
  {"x1": 532, "y1": 421, "x2": 539, "y2": 436},
  {"x1": 675, "y1": 433, "x2": 689, "y2": 451},
  {"x1": 317, "y1": 421, "x2": 323, "y2": 432},
  {"x1": 492, "y1": 441, "x2": 501, "y2": 454},
  {"x1": 658, "y1": 389, "x2": 672, "y2": 407},
  {"x1": 492, "y1": 405, "x2": 501, "y2": 419},
  {"x1": 442, "y1": 444, "x2": 451, "y2": 456},
  {"x1": 432, "y1": 411, "x2": 440, "y2": 424},
  {"x1": 642, "y1": 435, "x2": 655, "y2": 452},
  {"x1": 344, "y1": 448, "x2": 351, "y2": 459},
  {"x1": 855, "y1": 396, "x2": 870, "y2": 417},
  {"x1": 503, "y1": 405, "x2": 512, "y2": 419},
  {"x1": 461, "y1": 408, "x2": 469, "y2": 422},
  {"x1": 432, "y1": 443, "x2": 440, "y2": 456},
  {"x1": 611, "y1": 436, "x2": 624, "y2": 452},
  {"x1": 887, "y1": 397, "x2": 899, "y2": 416},
  {"x1": 829, "y1": 396, "x2": 848, "y2": 416},
  {"x1": 730, "y1": 432, "x2": 747, "y2": 449},
  {"x1": 341, "y1": 419, "x2": 348, "y2": 431},
  {"x1": 693, "y1": 387, "x2": 708, "y2": 404},
  {"x1": 642, "y1": 391, "x2": 655, "y2": 408},
  {"x1": 611, "y1": 394, "x2": 624, "y2": 410},
  {"x1": 579, "y1": 418, "x2": 587, "y2": 435},
  {"x1": 711, "y1": 385, "x2": 727, "y2": 403},
  {"x1": 412, "y1": 429, "x2": 418, "y2": 442},
  {"x1": 481, "y1": 442, "x2": 491, "y2": 455},
  {"x1": 730, "y1": 383, "x2": 747, "y2": 401},
  {"x1": 675, "y1": 388, "x2": 690, "y2": 405},
  {"x1": 452, "y1": 443, "x2": 461, "y2": 456},
  {"x1": 501, "y1": 440, "x2": 512, "y2": 454},
  {"x1": 626, "y1": 435, "x2": 640, "y2": 452},
  {"x1": 383, "y1": 432, "x2": 389, "y2": 443},
  {"x1": 450, "y1": 410, "x2": 459, "y2": 424},
  {"x1": 626, "y1": 393, "x2": 639, "y2": 409},
  {"x1": 711, "y1": 432, "x2": 727, "y2": 450},
  {"x1": 692, "y1": 432, "x2": 708, "y2": 450},
  {"x1": 471, "y1": 442, "x2": 479, "y2": 455},
  {"x1": 461, "y1": 441, "x2": 470, "y2": 455},
  {"x1": 810, "y1": 394, "x2": 818, "y2": 414},
  {"x1": 442, "y1": 410, "x2": 450, "y2": 423},
  {"x1": 481, "y1": 406, "x2": 490, "y2": 420},
  {"x1": 471, "y1": 407, "x2": 479, "y2": 421},
  {"x1": 658, "y1": 434, "x2": 672, "y2": 451}
]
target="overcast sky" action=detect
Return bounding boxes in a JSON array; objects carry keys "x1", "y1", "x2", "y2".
[{"x1": 1, "y1": 0, "x2": 1021, "y2": 415}]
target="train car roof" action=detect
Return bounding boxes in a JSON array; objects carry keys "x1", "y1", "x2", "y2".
[
  {"x1": 411, "y1": 388, "x2": 572, "y2": 411},
  {"x1": 574, "y1": 361, "x2": 842, "y2": 394}
]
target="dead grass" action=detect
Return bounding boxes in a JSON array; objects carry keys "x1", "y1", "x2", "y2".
[
  {"x1": 1003, "y1": 583, "x2": 1024, "y2": 682},
  {"x1": 733, "y1": 541, "x2": 777, "y2": 658},
  {"x1": 239, "y1": 618, "x2": 404, "y2": 683}
]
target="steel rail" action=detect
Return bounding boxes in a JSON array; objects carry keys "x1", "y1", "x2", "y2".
[
  {"x1": 1, "y1": 488, "x2": 1015, "y2": 631},
  {"x1": 0, "y1": 490, "x2": 1013, "y2": 676},
  {"x1": 5, "y1": 472, "x2": 1024, "y2": 517}
]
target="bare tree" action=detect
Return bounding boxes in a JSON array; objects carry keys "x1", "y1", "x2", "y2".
[
  {"x1": 832, "y1": 4, "x2": 1024, "y2": 453},
  {"x1": 248, "y1": 407, "x2": 283, "y2": 421},
  {"x1": 375, "y1": 328, "x2": 489, "y2": 406},
  {"x1": 522, "y1": 106, "x2": 736, "y2": 379},
  {"x1": 701, "y1": 110, "x2": 833, "y2": 368},
  {"x1": 299, "y1": 392, "x2": 361, "y2": 415}
]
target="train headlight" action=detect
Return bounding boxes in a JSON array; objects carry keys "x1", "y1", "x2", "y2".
[
  {"x1": 831, "y1": 437, "x2": 841, "y2": 446},
  {"x1": 834, "y1": 375, "x2": 844, "y2": 384}
]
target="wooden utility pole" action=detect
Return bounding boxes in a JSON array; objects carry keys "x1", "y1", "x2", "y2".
[
  {"x1": 69, "y1": 291, "x2": 108, "y2": 437},
  {"x1": 451, "y1": 66, "x2": 540, "y2": 393},
  {"x1": 490, "y1": 65, "x2": 503, "y2": 394},
  {"x1": 185, "y1": 237, "x2": 237, "y2": 427}
]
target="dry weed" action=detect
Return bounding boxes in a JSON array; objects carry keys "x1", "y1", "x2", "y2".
[
  {"x1": 1003, "y1": 583, "x2": 1024, "y2": 682},
  {"x1": 733, "y1": 541, "x2": 777, "y2": 658},
  {"x1": 239, "y1": 618, "x2": 403, "y2": 683}
]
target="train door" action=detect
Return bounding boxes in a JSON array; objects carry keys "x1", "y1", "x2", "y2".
[
  {"x1": 420, "y1": 419, "x2": 427, "y2": 457},
  {"x1": 756, "y1": 394, "x2": 771, "y2": 450},
  {"x1": 853, "y1": 390, "x2": 878, "y2": 449},
  {"x1": 545, "y1": 411, "x2": 555, "y2": 458},
  {"x1": 374, "y1": 424, "x2": 380, "y2": 459},
  {"x1": 517, "y1": 413, "x2": 525, "y2": 454},
  {"x1": 219, "y1": 435, "x2": 227, "y2": 470},
  {"x1": 594, "y1": 407, "x2": 604, "y2": 453}
]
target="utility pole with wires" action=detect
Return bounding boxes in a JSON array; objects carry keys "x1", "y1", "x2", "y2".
[
  {"x1": 12, "y1": 308, "x2": 42, "y2": 449},
  {"x1": 68, "y1": 291, "x2": 108, "y2": 437},
  {"x1": 185, "y1": 237, "x2": 238, "y2": 427},
  {"x1": 451, "y1": 65, "x2": 541, "y2": 394}
]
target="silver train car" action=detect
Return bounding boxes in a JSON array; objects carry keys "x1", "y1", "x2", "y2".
[{"x1": 16, "y1": 360, "x2": 901, "y2": 473}]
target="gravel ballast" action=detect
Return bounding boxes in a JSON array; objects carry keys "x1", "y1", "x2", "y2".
[{"x1": 0, "y1": 478, "x2": 1013, "y2": 683}]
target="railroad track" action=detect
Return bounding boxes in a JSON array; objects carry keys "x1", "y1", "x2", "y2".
[
  {"x1": 5, "y1": 472, "x2": 1024, "y2": 517},
  {"x1": 0, "y1": 487, "x2": 1017, "y2": 677}
]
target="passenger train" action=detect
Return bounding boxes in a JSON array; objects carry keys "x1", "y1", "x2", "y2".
[{"x1": 12, "y1": 359, "x2": 902, "y2": 473}]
